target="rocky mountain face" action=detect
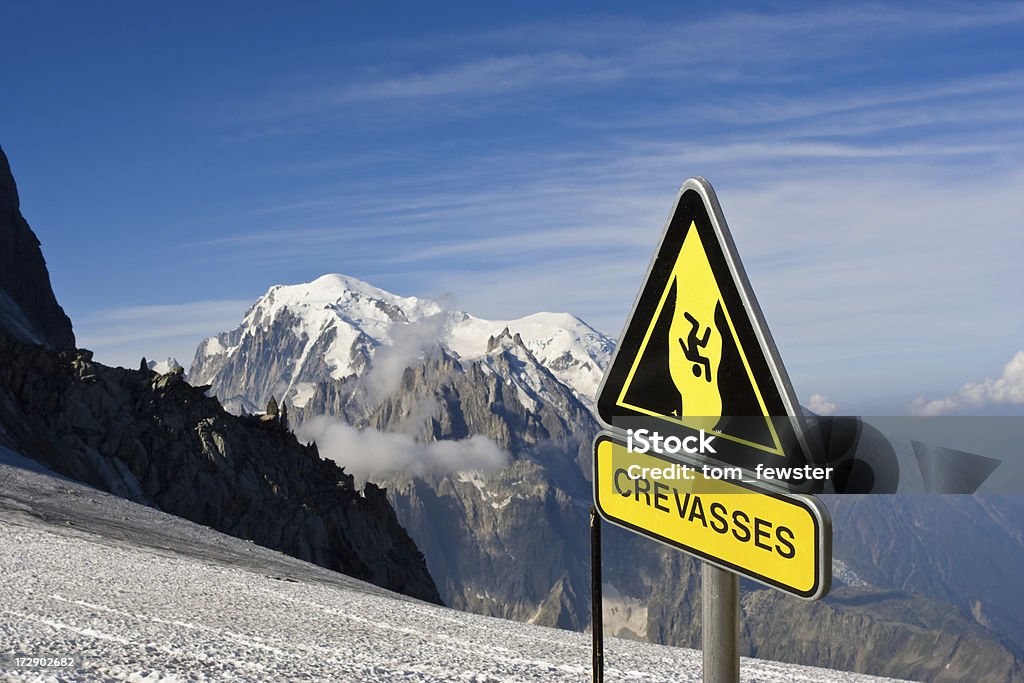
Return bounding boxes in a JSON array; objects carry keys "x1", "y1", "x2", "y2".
[
  {"x1": 828, "y1": 494, "x2": 1024, "y2": 650},
  {"x1": 0, "y1": 338, "x2": 440, "y2": 603},
  {"x1": 740, "y1": 586, "x2": 1023, "y2": 683},
  {"x1": 0, "y1": 151, "x2": 439, "y2": 604},
  {"x1": 355, "y1": 346, "x2": 598, "y2": 626},
  {"x1": 194, "y1": 274, "x2": 1024, "y2": 682},
  {"x1": 289, "y1": 329, "x2": 602, "y2": 628},
  {"x1": 0, "y1": 146, "x2": 74, "y2": 349}
]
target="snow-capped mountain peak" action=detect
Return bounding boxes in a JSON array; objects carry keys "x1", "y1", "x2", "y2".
[
  {"x1": 445, "y1": 311, "x2": 613, "y2": 409},
  {"x1": 243, "y1": 273, "x2": 444, "y2": 339},
  {"x1": 189, "y1": 274, "x2": 614, "y2": 415}
]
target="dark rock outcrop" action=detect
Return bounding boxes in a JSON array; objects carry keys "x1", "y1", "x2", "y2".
[
  {"x1": 0, "y1": 336, "x2": 440, "y2": 604},
  {"x1": 0, "y1": 146, "x2": 74, "y2": 349}
]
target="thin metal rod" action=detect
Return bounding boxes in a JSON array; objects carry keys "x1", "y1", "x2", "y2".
[
  {"x1": 702, "y1": 562, "x2": 739, "y2": 683},
  {"x1": 590, "y1": 506, "x2": 604, "y2": 683}
]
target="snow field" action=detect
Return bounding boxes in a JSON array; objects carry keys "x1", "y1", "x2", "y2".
[{"x1": 0, "y1": 451, "x2": 906, "y2": 682}]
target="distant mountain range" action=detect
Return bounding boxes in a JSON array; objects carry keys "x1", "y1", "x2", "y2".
[
  {"x1": 189, "y1": 273, "x2": 612, "y2": 418},
  {"x1": 189, "y1": 272, "x2": 1024, "y2": 683}
]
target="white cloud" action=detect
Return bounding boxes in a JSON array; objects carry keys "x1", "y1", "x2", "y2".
[
  {"x1": 362, "y1": 313, "x2": 449, "y2": 403},
  {"x1": 911, "y1": 351, "x2": 1024, "y2": 415},
  {"x1": 296, "y1": 417, "x2": 510, "y2": 483},
  {"x1": 807, "y1": 394, "x2": 839, "y2": 416}
]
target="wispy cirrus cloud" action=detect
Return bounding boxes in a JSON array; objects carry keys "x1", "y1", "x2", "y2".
[
  {"x1": 226, "y1": 4, "x2": 1024, "y2": 128},
  {"x1": 685, "y1": 71, "x2": 1024, "y2": 130},
  {"x1": 329, "y1": 53, "x2": 624, "y2": 103}
]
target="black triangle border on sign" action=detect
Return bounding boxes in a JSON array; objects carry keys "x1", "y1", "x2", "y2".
[{"x1": 596, "y1": 177, "x2": 817, "y2": 488}]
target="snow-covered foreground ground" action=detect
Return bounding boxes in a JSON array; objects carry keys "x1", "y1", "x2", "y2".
[{"x1": 0, "y1": 449, "x2": 907, "y2": 682}]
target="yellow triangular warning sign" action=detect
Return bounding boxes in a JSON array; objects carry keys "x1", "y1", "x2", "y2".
[
  {"x1": 598, "y1": 178, "x2": 809, "y2": 471},
  {"x1": 616, "y1": 220, "x2": 783, "y2": 454}
]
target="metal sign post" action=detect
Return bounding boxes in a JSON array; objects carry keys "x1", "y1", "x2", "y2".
[
  {"x1": 702, "y1": 562, "x2": 739, "y2": 683},
  {"x1": 590, "y1": 506, "x2": 604, "y2": 683}
]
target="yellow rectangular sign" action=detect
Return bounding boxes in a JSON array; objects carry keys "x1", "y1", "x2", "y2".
[{"x1": 594, "y1": 432, "x2": 830, "y2": 599}]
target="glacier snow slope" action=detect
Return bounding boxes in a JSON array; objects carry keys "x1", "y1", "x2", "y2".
[{"x1": 0, "y1": 448, "x2": 906, "y2": 683}]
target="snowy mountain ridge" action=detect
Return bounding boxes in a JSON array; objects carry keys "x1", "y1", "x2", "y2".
[{"x1": 189, "y1": 273, "x2": 614, "y2": 415}]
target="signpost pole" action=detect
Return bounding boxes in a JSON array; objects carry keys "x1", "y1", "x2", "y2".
[
  {"x1": 590, "y1": 506, "x2": 604, "y2": 683},
  {"x1": 702, "y1": 562, "x2": 739, "y2": 683}
]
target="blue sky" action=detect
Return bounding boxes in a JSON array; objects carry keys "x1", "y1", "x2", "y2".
[{"x1": 2, "y1": 2, "x2": 1023, "y2": 414}]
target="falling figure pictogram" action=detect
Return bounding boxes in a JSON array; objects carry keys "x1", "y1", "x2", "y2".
[{"x1": 679, "y1": 311, "x2": 712, "y2": 382}]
